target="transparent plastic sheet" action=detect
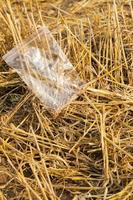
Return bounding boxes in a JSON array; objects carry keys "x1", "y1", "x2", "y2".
[{"x1": 3, "y1": 26, "x2": 85, "y2": 115}]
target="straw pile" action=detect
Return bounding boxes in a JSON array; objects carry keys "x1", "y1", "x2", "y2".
[{"x1": 0, "y1": 0, "x2": 133, "y2": 199}]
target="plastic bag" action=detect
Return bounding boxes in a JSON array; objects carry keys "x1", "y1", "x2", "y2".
[{"x1": 3, "y1": 26, "x2": 85, "y2": 114}]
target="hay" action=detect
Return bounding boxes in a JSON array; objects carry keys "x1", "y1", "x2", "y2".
[{"x1": 0, "y1": 0, "x2": 133, "y2": 199}]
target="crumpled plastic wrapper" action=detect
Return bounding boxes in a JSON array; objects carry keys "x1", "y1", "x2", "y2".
[{"x1": 3, "y1": 26, "x2": 85, "y2": 115}]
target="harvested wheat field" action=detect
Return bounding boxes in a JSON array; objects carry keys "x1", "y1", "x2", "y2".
[{"x1": 0, "y1": 0, "x2": 133, "y2": 199}]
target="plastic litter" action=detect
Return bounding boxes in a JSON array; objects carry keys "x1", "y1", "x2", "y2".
[{"x1": 3, "y1": 26, "x2": 85, "y2": 114}]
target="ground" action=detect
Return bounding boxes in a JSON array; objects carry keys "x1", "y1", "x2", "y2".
[{"x1": 0, "y1": 0, "x2": 133, "y2": 199}]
